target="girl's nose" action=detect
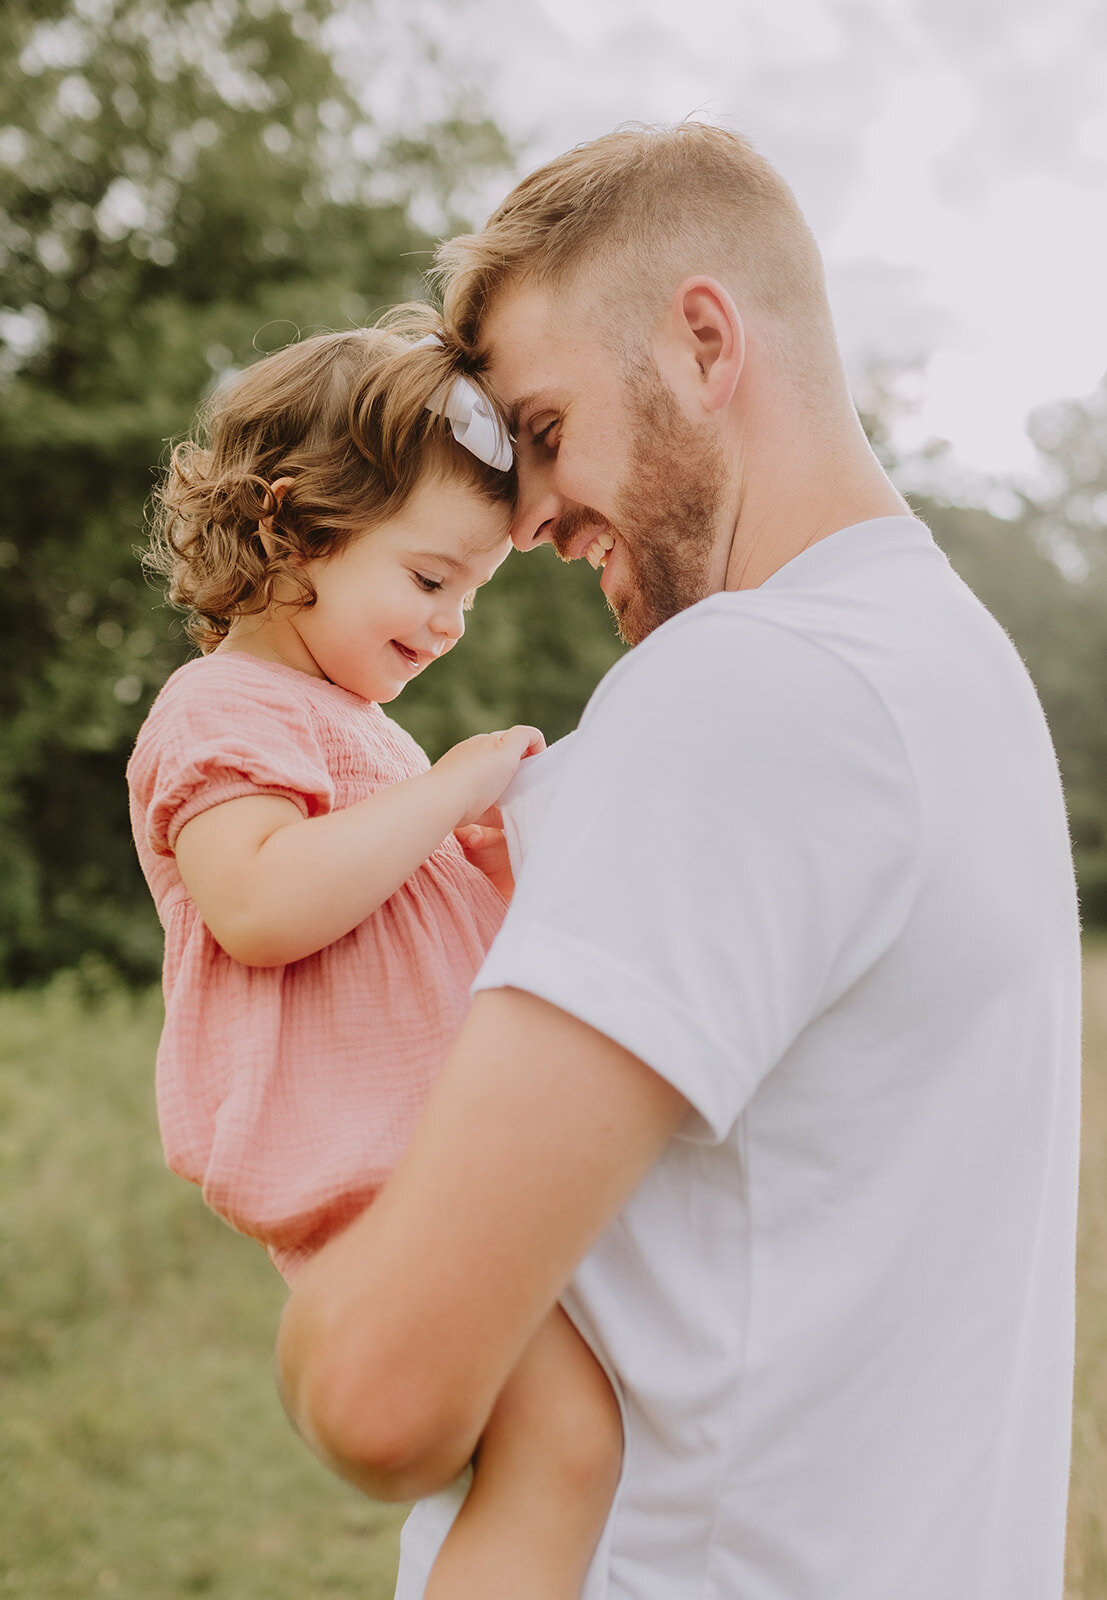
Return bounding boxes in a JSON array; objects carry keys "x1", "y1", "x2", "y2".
[{"x1": 433, "y1": 599, "x2": 466, "y2": 644}]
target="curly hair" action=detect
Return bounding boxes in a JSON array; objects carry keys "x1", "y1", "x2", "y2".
[{"x1": 145, "y1": 313, "x2": 515, "y2": 649}]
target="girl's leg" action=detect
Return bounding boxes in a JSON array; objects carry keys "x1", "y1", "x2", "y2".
[{"x1": 423, "y1": 1305, "x2": 622, "y2": 1600}]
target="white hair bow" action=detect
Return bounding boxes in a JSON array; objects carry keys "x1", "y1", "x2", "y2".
[{"x1": 413, "y1": 333, "x2": 513, "y2": 473}]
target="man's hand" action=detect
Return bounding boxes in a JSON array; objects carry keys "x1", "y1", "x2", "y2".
[{"x1": 275, "y1": 989, "x2": 687, "y2": 1501}]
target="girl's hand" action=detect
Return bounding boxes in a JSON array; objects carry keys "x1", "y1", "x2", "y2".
[
  {"x1": 433, "y1": 726, "x2": 545, "y2": 828},
  {"x1": 455, "y1": 822, "x2": 515, "y2": 902}
]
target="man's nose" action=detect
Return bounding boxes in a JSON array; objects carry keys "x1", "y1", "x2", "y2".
[{"x1": 510, "y1": 477, "x2": 563, "y2": 552}]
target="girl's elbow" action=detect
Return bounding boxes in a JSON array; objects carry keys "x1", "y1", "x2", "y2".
[
  {"x1": 219, "y1": 939, "x2": 290, "y2": 969},
  {"x1": 208, "y1": 911, "x2": 300, "y2": 967}
]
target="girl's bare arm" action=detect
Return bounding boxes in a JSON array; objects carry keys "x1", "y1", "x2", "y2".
[
  {"x1": 425, "y1": 1306, "x2": 622, "y2": 1600},
  {"x1": 173, "y1": 725, "x2": 542, "y2": 966}
]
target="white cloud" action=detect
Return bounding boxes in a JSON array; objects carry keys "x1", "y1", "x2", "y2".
[{"x1": 418, "y1": 0, "x2": 1107, "y2": 481}]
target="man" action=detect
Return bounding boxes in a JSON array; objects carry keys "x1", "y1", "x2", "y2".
[{"x1": 278, "y1": 124, "x2": 1080, "y2": 1597}]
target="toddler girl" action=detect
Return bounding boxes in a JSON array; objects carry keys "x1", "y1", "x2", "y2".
[{"x1": 127, "y1": 323, "x2": 621, "y2": 1599}]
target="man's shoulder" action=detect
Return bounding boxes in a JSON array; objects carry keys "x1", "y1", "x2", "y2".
[
  {"x1": 584, "y1": 527, "x2": 1010, "y2": 735},
  {"x1": 583, "y1": 588, "x2": 889, "y2": 728}
]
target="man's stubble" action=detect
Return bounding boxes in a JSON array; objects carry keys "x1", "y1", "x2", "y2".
[{"x1": 551, "y1": 365, "x2": 731, "y2": 647}]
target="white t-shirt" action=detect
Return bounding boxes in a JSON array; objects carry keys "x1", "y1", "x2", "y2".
[{"x1": 395, "y1": 516, "x2": 1080, "y2": 1600}]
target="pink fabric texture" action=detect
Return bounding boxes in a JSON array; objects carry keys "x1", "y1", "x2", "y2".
[{"x1": 127, "y1": 652, "x2": 506, "y2": 1281}]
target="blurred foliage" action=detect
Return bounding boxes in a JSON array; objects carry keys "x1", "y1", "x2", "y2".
[
  {"x1": 0, "y1": 0, "x2": 522, "y2": 984},
  {"x1": 1, "y1": 1, "x2": 1105, "y2": 983}
]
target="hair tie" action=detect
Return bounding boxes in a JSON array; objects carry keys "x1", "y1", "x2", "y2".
[{"x1": 412, "y1": 334, "x2": 513, "y2": 472}]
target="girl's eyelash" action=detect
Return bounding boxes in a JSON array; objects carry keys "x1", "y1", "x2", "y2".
[
  {"x1": 413, "y1": 574, "x2": 476, "y2": 606},
  {"x1": 532, "y1": 418, "x2": 559, "y2": 447}
]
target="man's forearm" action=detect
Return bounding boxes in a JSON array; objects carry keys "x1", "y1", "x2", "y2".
[{"x1": 275, "y1": 988, "x2": 687, "y2": 1495}]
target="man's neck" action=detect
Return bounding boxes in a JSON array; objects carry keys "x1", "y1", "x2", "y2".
[{"x1": 722, "y1": 422, "x2": 911, "y2": 592}]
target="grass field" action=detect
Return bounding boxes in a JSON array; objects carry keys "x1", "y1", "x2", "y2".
[
  {"x1": 0, "y1": 979, "x2": 404, "y2": 1599},
  {"x1": 1070, "y1": 945, "x2": 1107, "y2": 1599},
  {"x1": 2, "y1": 955, "x2": 1106, "y2": 1598}
]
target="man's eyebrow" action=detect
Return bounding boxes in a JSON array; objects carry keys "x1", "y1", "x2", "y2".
[{"x1": 506, "y1": 391, "x2": 550, "y2": 435}]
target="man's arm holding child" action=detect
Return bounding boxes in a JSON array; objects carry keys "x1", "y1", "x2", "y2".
[{"x1": 276, "y1": 987, "x2": 687, "y2": 1501}]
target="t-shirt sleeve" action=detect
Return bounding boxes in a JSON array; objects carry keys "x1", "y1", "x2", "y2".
[
  {"x1": 473, "y1": 607, "x2": 922, "y2": 1141},
  {"x1": 129, "y1": 661, "x2": 336, "y2": 857}
]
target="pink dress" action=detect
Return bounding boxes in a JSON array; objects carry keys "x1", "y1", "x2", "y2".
[{"x1": 127, "y1": 652, "x2": 506, "y2": 1282}]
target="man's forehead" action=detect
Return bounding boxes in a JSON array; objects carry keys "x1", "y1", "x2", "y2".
[
  {"x1": 482, "y1": 279, "x2": 559, "y2": 339},
  {"x1": 480, "y1": 283, "x2": 593, "y2": 413}
]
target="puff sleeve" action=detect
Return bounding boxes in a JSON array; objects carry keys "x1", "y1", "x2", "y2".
[{"x1": 128, "y1": 657, "x2": 336, "y2": 858}]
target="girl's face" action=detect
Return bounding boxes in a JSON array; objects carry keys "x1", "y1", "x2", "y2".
[{"x1": 233, "y1": 474, "x2": 513, "y2": 703}]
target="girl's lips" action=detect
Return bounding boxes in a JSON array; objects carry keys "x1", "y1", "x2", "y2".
[{"x1": 391, "y1": 641, "x2": 420, "y2": 668}]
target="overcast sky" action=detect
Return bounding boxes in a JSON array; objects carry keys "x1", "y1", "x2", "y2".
[{"x1": 405, "y1": 0, "x2": 1107, "y2": 493}]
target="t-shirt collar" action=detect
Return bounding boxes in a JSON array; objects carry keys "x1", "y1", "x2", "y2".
[{"x1": 758, "y1": 515, "x2": 937, "y2": 593}]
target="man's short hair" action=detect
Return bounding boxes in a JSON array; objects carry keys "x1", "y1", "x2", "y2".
[{"x1": 436, "y1": 121, "x2": 836, "y2": 381}]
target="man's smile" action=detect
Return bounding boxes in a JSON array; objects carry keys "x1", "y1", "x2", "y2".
[
  {"x1": 546, "y1": 505, "x2": 616, "y2": 565},
  {"x1": 584, "y1": 531, "x2": 616, "y2": 570}
]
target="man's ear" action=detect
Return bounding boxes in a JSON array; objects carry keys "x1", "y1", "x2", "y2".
[
  {"x1": 663, "y1": 277, "x2": 744, "y2": 414},
  {"x1": 258, "y1": 476, "x2": 295, "y2": 558}
]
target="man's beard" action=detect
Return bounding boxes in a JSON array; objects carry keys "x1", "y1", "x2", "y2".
[{"x1": 550, "y1": 368, "x2": 730, "y2": 646}]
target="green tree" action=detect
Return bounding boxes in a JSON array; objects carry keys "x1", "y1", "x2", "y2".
[
  {"x1": 0, "y1": 0, "x2": 518, "y2": 983},
  {"x1": 1028, "y1": 378, "x2": 1107, "y2": 581}
]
